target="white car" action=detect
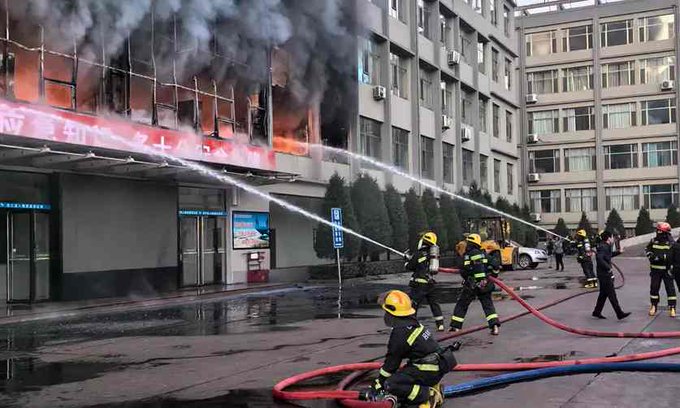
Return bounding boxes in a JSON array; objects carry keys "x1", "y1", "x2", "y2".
[{"x1": 511, "y1": 241, "x2": 549, "y2": 269}]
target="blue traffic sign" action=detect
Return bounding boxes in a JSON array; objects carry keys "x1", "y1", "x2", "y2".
[{"x1": 331, "y1": 207, "x2": 344, "y2": 249}]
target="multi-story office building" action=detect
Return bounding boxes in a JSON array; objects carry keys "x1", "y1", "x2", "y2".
[
  {"x1": 518, "y1": 0, "x2": 680, "y2": 235},
  {"x1": 357, "y1": 0, "x2": 520, "y2": 200}
]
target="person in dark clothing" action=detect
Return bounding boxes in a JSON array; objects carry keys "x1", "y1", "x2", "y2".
[
  {"x1": 592, "y1": 230, "x2": 630, "y2": 320},
  {"x1": 669, "y1": 234, "x2": 680, "y2": 302},
  {"x1": 554, "y1": 238, "x2": 565, "y2": 271},
  {"x1": 360, "y1": 290, "x2": 456, "y2": 408},
  {"x1": 646, "y1": 222, "x2": 676, "y2": 317},
  {"x1": 546, "y1": 239, "x2": 555, "y2": 268},
  {"x1": 405, "y1": 232, "x2": 444, "y2": 331},
  {"x1": 575, "y1": 229, "x2": 598, "y2": 288},
  {"x1": 449, "y1": 233, "x2": 500, "y2": 335}
]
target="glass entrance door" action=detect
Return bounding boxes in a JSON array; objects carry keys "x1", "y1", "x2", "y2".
[
  {"x1": 4, "y1": 212, "x2": 50, "y2": 303},
  {"x1": 180, "y1": 216, "x2": 226, "y2": 287}
]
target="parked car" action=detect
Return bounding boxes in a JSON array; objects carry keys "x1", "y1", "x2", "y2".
[{"x1": 511, "y1": 241, "x2": 549, "y2": 269}]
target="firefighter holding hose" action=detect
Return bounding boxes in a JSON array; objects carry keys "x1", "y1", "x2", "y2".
[
  {"x1": 448, "y1": 233, "x2": 500, "y2": 335},
  {"x1": 646, "y1": 221, "x2": 676, "y2": 317},
  {"x1": 575, "y1": 229, "x2": 598, "y2": 288},
  {"x1": 360, "y1": 290, "x2": 457, "y2": 408},
  {"x1": 405, "y1": 232, "x2": 445, "y2": 331}
]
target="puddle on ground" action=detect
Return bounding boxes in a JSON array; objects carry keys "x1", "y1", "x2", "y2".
[
  {"x1": 0, "y1": 358, "x2": 118, "y2": 394},
  {"x1": 553, "y1": 283, "x2": 568, "y2": 290},
  {"x1": 513, "y1": 351, "x2": 581, "y2": 363}
]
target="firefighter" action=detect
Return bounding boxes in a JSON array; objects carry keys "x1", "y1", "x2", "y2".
[
  {"x1": 449, "y1": 234, "x2": 500, "y2": 335},
  {"x1": 575, "y1": 229, "x2": 598, "y2": 288},
  {"x1": 646, "y1": 221, "x2": 676, "y2": 317},
  {"x1": 592, "y1": 230, "x2": 630, "y2": 320},
  {"x1": 405, "y1": 232, "x2": 444, "y2": 331},
  {"x1": 360, "y1": 290, "x2": 457, "y2": 408}
]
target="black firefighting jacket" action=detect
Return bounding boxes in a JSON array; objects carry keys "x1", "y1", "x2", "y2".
[
  {"x1": 576, "y1": 236, "x2": 591, "y2": 263},
  {"x1": 462, "y1": 244, "x2": 489, "y2": 286},
  {"x1": 646, "y1": 233, "x2": 672, "y2": 272},
  {"x1": 378, "y1": 318, "x2": 442, "y2": 383},
  {"x1": 406, "y1": 245, "x2": 435, "y2": 284}
]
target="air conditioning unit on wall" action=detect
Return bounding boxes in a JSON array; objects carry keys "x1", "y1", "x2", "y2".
[
  {"x1": 527, "y1": 134, "x2": 539, "y2": 144},
  {"x1": 527, "y1": 173, "x2": 540, "y2": 182},
  {"x1": 442, "y1": 114, "x2": 453, "y2": 130},
  {"x1": 530, "y1": 212, "x2": 541, "y2": 222},
  {"x1": 661, "y1": 80, "x2": 675, "y2": 91},
  {"x1": 461, "y1": 126, "x2": 472, "y2": 142},
  {"x1": 447, "y1": 50, "x2": 461, "y2": 66},
  {"x1": 526, "y1": 93, "x2": 538, "y2": 104},
  {"x1": 373, "y1": 85, "x2": 386, "y2": 100}
]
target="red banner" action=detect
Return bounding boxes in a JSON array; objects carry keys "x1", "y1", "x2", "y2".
[{"x1": 0, "y1": 99, "x2": 276, "y2": 171}]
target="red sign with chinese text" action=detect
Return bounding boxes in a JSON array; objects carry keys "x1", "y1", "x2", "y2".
[{"x1": 0, "y1": 99, "x2": 276, "y2": 171}]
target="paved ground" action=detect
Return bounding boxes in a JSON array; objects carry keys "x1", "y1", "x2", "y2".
[{"x1": 0, "y1": 257, "x2": 679, "y2": 407}]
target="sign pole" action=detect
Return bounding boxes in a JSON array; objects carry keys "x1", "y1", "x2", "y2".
[
  {"x1": 330, "y1": 208, "x2": 344, "y2": 319},
  {"x1": 336, "y1": 248, "x2": 342, "y2": 319}
]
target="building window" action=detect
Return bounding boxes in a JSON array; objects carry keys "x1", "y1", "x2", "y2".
[
  {"x1": 506, "y1": 111, "x2": 513, "y2": 143},
  {"x1": 462, "y1": 92, "x2": 474, "y2": 126},
  {"x1": 644, "y1": 184, "x2": 679, "y2": 209},
  {"x1": 563, "y1": 25, "x2": 593, "y2": 51},
  {"x1": 640, "y1": 56, "x2": 676, "y2": 84},
  {"x1": 503, "y1": 6, "x2": 511, "y2": 36},
  {"x1": 562, "y1": 66, "x2": 592, "y2": 92},
  {"x1": 601, "y1": 61, "x2": 635, "y2": 88},
  {"x1": 603, "y1": 103, "x2": 636, "y2": 129},
  {"x1": 526, "y1": 31, "x2": 557, "y2": 57},
  {"x1": 504, "y1": 58, "x2": 512, "y2": 90},
  {"x1": 480, "y1": 155, "x2": 489, "y2": 190},
  {"x1": 390, "y1": 53, "x2": 409, "y2": 99},
  {"x1": 441, "y1": 82, "x2": 454, "y2": 116},
  {"x1": 491, "y1": 48, "x2": 499, "y2": 82},
  {"x1": 641, "y1": 99, "x2": 676, "y2": 125},
  {"x1": 639, "y1": 15, "x2": 675, "y2": 42},
  {"x1": 392, "y1": 127, "x2": 409, "y2": 170},
  {"x1": 440, "y1": 14, "x2": 452, "y2": 48},
  {"x1": 443, "y1": 142, "x2": 454, "y2": 184},
  {"x1": 463, "y1": 149, "x2": 474, "y2": 186},
  {"x1": 478, "y1": 41, "x2": 486, "y2": 73},
  {"x1": 493, "y1": 159, "x2": 501, "y2": 193},
  {"x1": 566, "y1": 188, "x2": 597, "y2": 212},
  {"x1": 492, "y1": 104, "x2": 500, "y2": 138},
  {"x1": 461, "y1": 34, "x2": 473, "y2": 63},
  {"x1": 479, "y1": 99, "x2": 488, "y2": 133},
  {"x1": 564, "y1": 147, "x2": 596, "y2": 171},
  {"x1": 419, "y1": 68, "x2": 433, "y2": 109},
  {"x1": 600, "y1": 20, "x2": 633, "y2": 47},
  {"x1": 642, "y1": 141, "x2": 678, "y2": 167},
  {"x1": 390, "y1": 0, "x2": 407, "y2": 23},
  {"x1": 507, "y1": 163, "x2": 514, "y2": 194},
  {"x1": 529, "y1": 149, "x2": 560, "y2": 173},
  {"x1": 530, "y1": 190, "x2": 561, "y2": 213},
  {"x1": 360, "y1": 117, "x2": 382, "y2": 160},
  {"x1": 490, "y1": 0, "x2": 497, "y2": 26},
  {"x1": 421, "y1": 136, "x2": 434, "y2": 179},
  {"x1": 417, "y1": 0, "x2": 432, "y2": 39},
  {"x1": 564, "y1": 106, "x2": 594, "y2": 132},
  {"x1": 528, "y1": 110, "x2": 559, "y2": 134},
  {"x1": 527, "y1": 70, "x2": 558, "y2": 94},
  {"x1": 604, "y1": 144, "x2": 638, "y2": 169},
  {"x1": 359, "y1": 38, "x2": 381, "y2": 85},
  {"x1": 473, "y1": 0, "x2": 483, "y2": 15},
  {"x1": 606, "y1": 186, "x2": 640, "y2": 211}
]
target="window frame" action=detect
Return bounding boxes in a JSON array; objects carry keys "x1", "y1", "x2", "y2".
[
  {"x1": 603, "y1": 103, "x2": 637, "y2": 129},
  {"x1": 606, "y1": 186, "x2": 640, "y2": 211},
  {"x1": 604, "y1": 144, "x2": 638, "y2": 169},
  {"x1": 563, "y1": 25, "x2": 593, "y2": 52},
  {"x1": 640, "y1": 98, "x2": 677, "y2": 126},
  {"x1": 420, "y1": 135, "x2": 435, "y2": 180},
  {"x1": 644, "y1": 184, "x2": 679, "y2": 209},
  {"x1": 564, "y1": 147, "x2": 596, "y2": 172},
  {"x1": 392, "y1": 126, "x2": 410, "y2": 171},
  {"x1": 602, "y1": 61, "x2": 635, "y2": 88},
  {"x1": 565, "y1": 188, "x2": 598, "y2": 213},
  {"x1": 530, "y1": 189, "x2": 561, "y2": 213},
  {"x1": 600, "y1": 20, "x2": 634, "y2": 47},
  {"x1": 529, "y1": 149, "x2": 561, "y2": 173},
  {"x1": 563, "y1": 106, "x2": 595, "y2": 132},
  {"x1": 443, "y1": 141, "x2": 455, "y2": 184},
  {"x1": 525, "y1": 31, "x2": 557, "y2": 57},
  {"x1": 360, "y1": 117, "x2": 382, "y2": 161},
  {"x1": 642, "y1": 141, "x2": 678, "y2": 167}
]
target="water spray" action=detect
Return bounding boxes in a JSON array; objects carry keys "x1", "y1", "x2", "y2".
[
  {"x1": 17, "y1": 107, "x2": 406, "y2": 259},
  {"x1": 315, "y1": 145, "x2": 570, "y2": 242}
]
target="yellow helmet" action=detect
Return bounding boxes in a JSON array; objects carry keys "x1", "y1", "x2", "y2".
[
  {"x1": 379, "y1": 290, "x2": 416, "y2": 317},
  {"x1": 576, "y1": 229, "x2": 587, "y2": 238},
  {"x1": 421, "y1": 232, "x2": 438, "y2": 246},
  {"x1": 466, "y1": 233, "x2": 482, "y2": 246}
]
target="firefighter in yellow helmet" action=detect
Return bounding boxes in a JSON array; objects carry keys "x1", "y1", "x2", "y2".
[
  {"x1": 575, "y1": 229, "x2": 598, "y2": 288},
  {"x1": 449, "y1": 234, "x2": 500, "y2": 335},
  {"x1": 646, "y1": 222, "x2": 676, "y2": 317},
  {"x1": 360, "y1": 290, "x2": 457, "y2": 408},
  {"x1": 405, "y1": 232, "x2": 444, "y2": 331}
]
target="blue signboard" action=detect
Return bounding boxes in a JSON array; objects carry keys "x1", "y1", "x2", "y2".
[
  {"x1": 331, "y1": 207, "x2": 344, "y2": 249},
  {"x1": 179, "y1": 210, "x2": 228, "y2": 217},
  {"x1": 0, "y1": 202, "x2": 51, "y2": 210},
  {"x1": 232, "y1": 211, "x2": 270, "y2": 250}
]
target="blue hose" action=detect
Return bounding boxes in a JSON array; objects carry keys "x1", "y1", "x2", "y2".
[{"x1": 444, "y1": 362, "x2": 680, "y2": 397}]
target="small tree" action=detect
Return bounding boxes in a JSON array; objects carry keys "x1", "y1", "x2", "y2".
[
  {"x1": 384, "y1": 184, "x2": 409, "y2": 254},
  {"x1": 314, "y1": 173, "x2": 360, "y2": 260},
  {"x1": 422, "y1": 190, "x2": 448, "y2": 251},
  {"x1": 553, "y1": 218, "x2": 570, "y2": 239},
  {"x1": 577, "y1": 211, "x2": 595, "y2": 237},
  {"x1": 635, "y1": 207, "x2": 655, "y2": 236},
  {"x1": 667, "y1": 204, "x2": 680, "y2": 228},
  {"x1": 350, "y1": 174, "x2": 393, "y2": 261},
  {"x1": 605, "y1": 209, "x2": 626, "y2": 237},
  {"x1": 440, "y1": 194, "x2": 463, "y2": 252},
  {"x1": 404, "y1": 188, "x2": 428, "y2": 249}
]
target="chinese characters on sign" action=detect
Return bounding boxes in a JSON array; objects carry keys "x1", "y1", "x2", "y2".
[
  {"x1": 232, "y1": 212, "x2": 270, "y2": 250},
  {"x1": 331, "y1": 207, "x2": 344, "y2": 249}
]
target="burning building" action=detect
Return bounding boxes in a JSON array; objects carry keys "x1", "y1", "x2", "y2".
[{"x1": 0, "y1": 0, "x2": 359, "y2": 303}]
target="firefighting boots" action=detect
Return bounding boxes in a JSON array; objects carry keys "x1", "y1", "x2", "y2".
[
  {"x1": 491, "y1": 324, "x2": 500, "y2": 336},
  {"x1": 418, "y1": 384, "x2": 444, "y2": 408},
  {"x1": 435, "y1": 317, "x2": 445, "y2": 332},
  {"x1": 670, "y1": 307, "x2": 676, "y2": 318},
  {"x1": 649, "y1": 304, "x2": 658, "y2": 316}
]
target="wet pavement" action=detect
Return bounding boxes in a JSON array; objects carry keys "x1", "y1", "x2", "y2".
[{"x1": 1, "y1": 257, "x2": 678, "y2": 407}]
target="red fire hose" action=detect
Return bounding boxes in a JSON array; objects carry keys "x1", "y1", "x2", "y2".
[{"x1": 273, "y1": 264, "x2": 680, "y2": 405}]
